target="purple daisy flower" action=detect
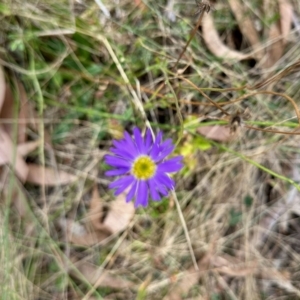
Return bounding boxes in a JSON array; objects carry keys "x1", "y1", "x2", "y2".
[{"x1": 105, "y1": 128, "x2": 183, "y2": 208}]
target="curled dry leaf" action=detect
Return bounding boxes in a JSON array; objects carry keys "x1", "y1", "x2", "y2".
[
  {"x1": 103, "y1": 193, "x2": 135, "y2": 234},
  {"x1": 87, "y1": 185, "x2": 104, "y2": 230},
  {"x1": 26, "y1": 163, "x2": 77, "y2": 185},
  {"x1": 0, "y1": 76, "x2": 29, "y2": 140},
  {"x1": 0, "y1": 66, "x2": 5, "y2": 111},
  {"x1": 62, "y1": 219, "x2": 111, "y2": 247},
  {"x1": 197, "y1": 125, "x2": 232, "y2": 142},
  {"x1": 63, "y1": 189, "x2": 135, "y2": 246},
  {"x1": 262, "y1": 0, "x2": 293, "y2": 68},
  {"x1": 202, "y1": 13, "x2": 250, "y2": 61},
  {"x1": 0, "y1": 127, "x2": 28, "y2": 181},
  {"x1": 163, "y1": 254, "x2": 211, "y2": 300},
  {"x1": 17, "y1": 140, "x2": 41, "y2": 157},
  {"x1": 0, "y1": 78, "x2": 14, "y2": 136},
  {"x1": 87, "y1": 185, "x2": 134, "y2": 234},
  {"x1": 263, "y1": 23, "x2": 284, "y2": 69},
  {"x1": 205, "y1": 0, "x2": 292, "y2": 67},
  {"x1": 0, "y1": 139, "x2": 40, "y2": 184},
  {"x1": 228, "y1": 0, "x2": 263, "y2": 61},
  {"x1": 279, "y1": 0, "x2": 293, "y2": 40}
]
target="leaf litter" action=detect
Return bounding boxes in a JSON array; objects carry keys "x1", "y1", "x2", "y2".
[
  {"x1": 0, "y1": 70, "x2": 136, "y2": 290},
  {"x1": 72, "y1": 259, "x2": 134, "y2": 290},
  {"x1": 62, "y1": 188, "x2": 135, "y2": 292},
  {"x1": 202, "y1": 12, "x2": 251, "y2": 61},
  {"x1": 202, "y1": 0, "x2": 293, "y2": 69},
  {"x1": 0, "y1": 127, "x2": 28, "y2": 181},
  {"x1": 2, "y1": 0, "x2": 300, "y2": 299},
  {"x1": 62, "y1": 187, "x2": 135, "y2": 246},
  {"x1": 26, "y1": 163, "x2": 77, "y2": 185}
]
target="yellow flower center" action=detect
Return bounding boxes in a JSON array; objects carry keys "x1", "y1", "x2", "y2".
[{"x1": 132, "y1": 156, "x2": 156, "y2": 180}]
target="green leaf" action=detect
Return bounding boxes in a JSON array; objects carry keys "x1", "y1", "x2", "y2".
[
  {"x1": 86, "y1": 63, "x2": 103, "y2": 76},
  {"x1": 229, "y1": 209, "x2": 242, "y2": 226},
  {"x1": 244, "y1": 195, "x2": 253, "y2": 207},
  {"x1": 9, "y1": 39, "x2": 25, "y2": 52},
  {"x1": 194, "y1": 136, "x2": 212, "y2": 151}
]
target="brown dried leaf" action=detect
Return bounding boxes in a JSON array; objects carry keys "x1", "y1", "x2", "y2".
[
  {"x1": 279, "y1": 0, "x2": 293, "y2": 40},
  {"x1": 228, "y1": 0, "x2": 263, "y2": 60},
  {"x1": 26, "y1": 163, "x2": 77, "y2": 185},
  {"x1": 197, "y1": 126, "x2": 231, "y2": 142},
  {"x1": 263, "y1": 23, "x2": 284, "y2": 69},
  {"x1": 164, "y1": 254, "x2": 211, "y2": 300},
  {"x1": 70, "y1": 231, "x2": 110, "y2": 246},
  {"x1": 63, "y1": 219, "x2": 110, "y2": 246},
  {"x1": 87, "y1": 185, "x2": 104, "y2": 230},
  {"x1": 0, "y1": 127, "x2": 28, "y2": 181},
  {"x1": 73, "y1": 260, "x2": 134, "y2": 289},
  {"x1": 0, "y1": 66, "x2": 5, "y2": 112},
  {"x1": 202, "y1": 13, "x2": 250, "y2": 61},
  {"x1": 263, "y1": 0, "x2": 293, "y2": 68},
  {"x1": 0, "y1": 73, "x2": 31, "y2": 142},
  {"x1": 0, "y1": 80, "x2": 14, "y2": 136},
  {"x1": 17, "y1": 140, "x2": 41, "y2": 157},
  {"x1": 103, "y1": 193, "x2": 135, "y2": 234},
  {"x1": 63, "y1": 191, "x2": 134, "y2": 246}
]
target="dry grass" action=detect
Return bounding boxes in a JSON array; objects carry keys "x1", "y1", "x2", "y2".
[{"x1": 1, "y1": 0, "x2": 300, "y2": 299}]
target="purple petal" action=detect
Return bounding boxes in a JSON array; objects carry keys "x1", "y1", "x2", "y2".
[
  {"x1": 159, "y1": 138, "x2": 173, "y2": 149},
  {"x1": 150, "y1": 131, "x2": 163, "y2": 161},
  {"x1": 157, "y1": 156, "x2": 183, "y2": 173},
  {"x1": 109, "y1": 175, "x2": 134, "y2": 190},
  {"x1": 144, "y1": 128, "x2": 153, "y2": 150},
  {"x1": 126, "y1": 179, "x2": 138, "y2": 203},
  {"x1": 156, "y1": 184, "x2": 169, "y2": 196},
  {"x1": 155, "y1": 140, "x2": 175, "y2": 161},
  {"x1": 105, "y1": 155, "x2": 132, "y2": 168},
  {"x1": 105, "y1": 168, "x2": 130, "y2": 176},
  {"x1": 155, "y1": 131, "x2": 163, "y2": 144},
  {"x1": 150, "y1": 176, "x2": 169, "y2": 197},
  {"x1": 113, "y1": 133, "x2": 138, "y2": 157},
  {"x1": 148, "y1": 178, "x2": 161, "y2": 201},
  {"x1": 123, "y1": 131, "x2": 139, "y2": 152},
  {"x1": 109, "y1": 147, "x2": 135, "y2": 160},
  {"x1": 154, "y1": 173, "x2": 175, "y2": 190},
  {"x1": 115, "y1": 179, "x2": 133, "y2": 195},
  {"x1": 135, "y1": 180, "x2": 149, "y2": 207},
  {"x1": 133, "y1": 127, "x2": 146, "y2": 154}
]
